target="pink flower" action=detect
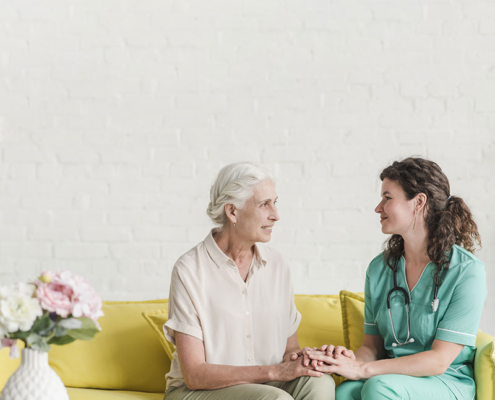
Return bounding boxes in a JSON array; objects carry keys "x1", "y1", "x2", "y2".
[
  {"x1": 35, "y1": 271, "x2": 103, "y2": 324},
  {"x1": 71, "y1": 275, "x2": 104, "y2": 327},
  {"x1": 36, "y1": 272, "x2": 73, "y2": 318},
  {"x1": 0, "y1": 338, "x2": 19, "y2": 359}
]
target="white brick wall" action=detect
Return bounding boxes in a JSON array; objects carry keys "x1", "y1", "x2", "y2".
[{"x1": 0, "y1": 0, "x2": 494, "y2": 335}]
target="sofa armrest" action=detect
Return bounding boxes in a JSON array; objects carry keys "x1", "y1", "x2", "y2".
[{"x1": 475, "y1": 330, "x2": 495, "y2": 400}]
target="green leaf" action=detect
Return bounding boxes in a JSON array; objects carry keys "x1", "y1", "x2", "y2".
[
  {"x1": 66, "y1": 327, "x2": 99, "y2": 341},
  {"x1": 48, "y1": 335, "x2": 76, "y2": 346},
  {"x1": 26, "y1": 333, "x2": 51, "y2": 352},
  {"x1": 54, "y1": 324, "x2": 67, "y2": 337},
  {"x1": 58, "y1": 318, "x2": 83, "y2": 330},
  {"x1": 31, "y1": 314, "x2": 53, "y2": 332}
]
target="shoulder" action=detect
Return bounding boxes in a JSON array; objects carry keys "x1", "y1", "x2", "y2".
[
  {"x1": 367, "y1": 252, "x2": 386, "y2": 274},
  {"x1": 172, "y1": 241, "x2": 207, "y2": 276},
  {"x1": 449, "y1": 245, "x2": 485, "y2": 276}
]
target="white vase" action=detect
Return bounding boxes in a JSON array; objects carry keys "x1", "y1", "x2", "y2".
[{"x1": 0, "y1": 348, "x2": 69, "y2": 400}]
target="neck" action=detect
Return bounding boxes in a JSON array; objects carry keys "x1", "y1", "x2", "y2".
[
  {"x1": 213, "y1": 228, "x2": 254, "y2": 264},
  {"x1": 402, "y1": 225, "x2": 430, "y2": 266}
]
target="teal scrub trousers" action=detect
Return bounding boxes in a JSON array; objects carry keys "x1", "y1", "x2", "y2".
[{"x1": 336, "y1": 375, "x2": 457, "y2": 400}]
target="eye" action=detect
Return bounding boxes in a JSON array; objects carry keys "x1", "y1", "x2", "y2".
[
  {"x1": 261, "y1": 202, "x2": 268, "y2": 207},
  {"x1": 385, "y1": 196, "x2": 391, "y2": 200}
]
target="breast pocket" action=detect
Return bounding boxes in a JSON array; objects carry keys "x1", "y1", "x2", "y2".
[{"x1": 410, "y1": 301, "x2": 439, "y2": 348}]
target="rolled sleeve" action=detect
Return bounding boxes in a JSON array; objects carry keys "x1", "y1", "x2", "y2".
[
  {"x1": 435, "y1": 261, "x2": 487, "y2": 347},
  {"x1": 364, "y1": 267, "x2": 380, "y2": 335},
  {"x1": 164, "y1": 265, "x2": 203, "y2": 346}
]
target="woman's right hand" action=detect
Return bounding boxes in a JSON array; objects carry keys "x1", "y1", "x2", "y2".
[{"x1": 274, "y1": 357, "x2": 323, "y2": 381}]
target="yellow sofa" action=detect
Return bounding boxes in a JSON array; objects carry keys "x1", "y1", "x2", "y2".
[{"x1": 1, "y1": 294, "x2": 493, "y2": 400}]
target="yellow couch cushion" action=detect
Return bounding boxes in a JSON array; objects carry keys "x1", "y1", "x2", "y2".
[
  {"x1": 294, "y1": 295, "x2": 345, "y2": 349},
  {"x1": 0, "y1": 341, "x2": 25, "y2": 391},
  {"x1": 475, "y1": 330, "x2": 495, "y2": 400},
  {"x1": 339, "y1": 291, "x2": 365, "y2": 353},
  {"x1": 48, "y1": 299, "x2": 170, "y2": 393},
  {"x1": 142, "y1": 309, "x2": 174, "y2": 361},
  {"x1": 67, "y1": 387, "x2": 164, "y2": 400}
]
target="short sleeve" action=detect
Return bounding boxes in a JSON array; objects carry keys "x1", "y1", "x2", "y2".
[
  {"x1": 364, "y1": 266, "x2": 380, "y2": 335},
  {"x1": 435, "y1": 261, "x2": 487, "y2": 347},
  {"x1": 163, "y1": 265, "x2": 204, "y2": 345}
]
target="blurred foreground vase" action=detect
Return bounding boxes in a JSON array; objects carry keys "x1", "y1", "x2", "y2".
[{"x1": 0, "y1": 348, "x2": 68, "y2": 400}]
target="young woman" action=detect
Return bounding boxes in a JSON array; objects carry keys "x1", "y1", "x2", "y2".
[{"x1": 308, "y1": 157, "x2": 486, "y2": 400}]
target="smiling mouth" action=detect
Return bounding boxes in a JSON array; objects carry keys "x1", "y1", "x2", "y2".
[
  {"x1": 380, "y1": 217, "x2": 388, "y2": 222},
  {"x1": 262, "y1": 226, "x2": 273, "y2": 230}
]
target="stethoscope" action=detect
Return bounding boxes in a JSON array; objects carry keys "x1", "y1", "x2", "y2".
[{"x1": 387, "y1": 257, "x2": 441, "y2": 347}]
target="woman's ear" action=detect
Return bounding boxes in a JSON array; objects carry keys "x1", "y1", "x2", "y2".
[
  {"x1": 224, "y1": 204, "x2": 237, "y2": 225},
  {"x1": 416, "y1": 193, "x2": 427, "y2": 212}
]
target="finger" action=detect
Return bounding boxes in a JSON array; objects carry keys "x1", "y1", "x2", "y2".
[
  {"x1": 311, "y1": 359, "x2": 318, "y2": 368},
  {"x1": 334, "y1": 346, "x2": 347, "y2": 358},
  {"x1": 344, "y1": 349, "x2": 356, "y2": 360},
  {"x1": 320, "y1": 344, "x2": 328, "y2": 352},
  {"x1": 314, "y1": 364, "x2": 337, "y2": 374},
  {"x1": 305, "y1": 369, "x2": 323, "y2": 377},
  {"x1": 303, "y1": 352, "x2": 310, "y2": 366},
  {"x1": 308, "y1": 353, "x2": 338, "y2": 364},
  {"x1": 326, "y1": 345, "x2": 335, "y2": 357},
  {"x1": 318, "y1": 361, "x2": 323, "y2": 366},
  {"x1": 291, "y1": 353, "x2": 298, "y2": 360}
]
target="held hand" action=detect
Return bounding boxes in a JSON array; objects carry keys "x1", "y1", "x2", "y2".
[
  {"x1": 276, "y1": 356, "x2": 323, "y2": 382},
  {"x1": 317, "y1": 344, "x2": 356, "y2": 360},
  {"x1": 290, "y1": 346, "x2": 317, "y2": 367},
  {"x1": 307, "y1": 350, "x2": 365, "y2": 381}
]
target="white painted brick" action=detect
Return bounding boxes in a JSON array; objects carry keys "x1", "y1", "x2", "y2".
[
  {"x1": 134, "y1": 226, "x2": 187, "y2": 242},
  {"x1": 29, "y1": 228, "x2": 79, "y2": 242},
  {"x1": 20, "y1": 194, "x2": 74, "y2": 210},
  {"x1": 55, "y1": 244, "x2": 108, "y2": 259},
  {"x1": 9, "y1": 163, "x2": 36, "y2": 179},
  {"x1": 0, "y1": 243, "x2": 52, "y2": 258},
  {"x1": 108, "y1": 210, "x2": 160, "y2": 226},
  {"x1": 81, "y1": 227, "x2": 132, "y2": 242},
  {"x1": 90, "y1": 194, "x2": 143, "y2": 209},
  {"x1": 0, "y1": 228, "x2": 27, "y2": 241},
  {"x1": 111, "y1": 243, "x2": 160, "y2": 259}
]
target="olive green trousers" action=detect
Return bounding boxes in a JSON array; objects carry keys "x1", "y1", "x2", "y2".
[{"x1": 164, "y1": 375, "x2": 335, "y2": 400}]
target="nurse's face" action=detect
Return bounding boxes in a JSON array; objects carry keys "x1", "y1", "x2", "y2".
[
  {"x1": 375, "y1": 179, "x2": 415, "y2": 235},
  {"x1": 235, "y1": 179, "x2": 280, "y2": 243}
]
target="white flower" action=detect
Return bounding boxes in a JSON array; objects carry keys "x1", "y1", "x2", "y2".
[
  {"x1": 0, "y1": 293, "x2": 43, "y2": 333},
  {"x1": 0, "y1": 321, "x2": 7, "y2": 339}
]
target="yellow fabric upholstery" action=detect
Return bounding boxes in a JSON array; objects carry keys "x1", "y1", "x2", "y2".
[
  {"x1": 49, "y1": 299, "x2": 170, "y2": 393},
  {"x1": 67, "y1": 387, "x2": 164, "y2": 400},
  {"x1": 475, "y1": 330, "x2": 495, "y2": 400},
  {"x1": 294, "y1": 294, "x2": 345, "y2": 349},
  {"x1": 0, "y1": 342, "x2": 24, "y2": 391},
  {"x1": 142, "y1": 309, "x2": 174, "y2": 361},
  {"x1": 339, "y1": 291, "x2": 365, "y2": 352}
]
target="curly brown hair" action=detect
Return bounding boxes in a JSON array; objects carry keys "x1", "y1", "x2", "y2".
[{"x1": 380, "y1": 157, "x2": 482, "y2": 287}]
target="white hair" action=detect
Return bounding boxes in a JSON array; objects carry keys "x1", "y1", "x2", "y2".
[{"x1": 206, "y1": 162, "x2": 271, "y2": 228}]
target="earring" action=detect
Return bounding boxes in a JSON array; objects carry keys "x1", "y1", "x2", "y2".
[
  {"x1": 413, "y1": 211, "x2": 416, "y2": 230},
  {"x1": 234, "y1": 223, "x2": 236, "y2": 227}
]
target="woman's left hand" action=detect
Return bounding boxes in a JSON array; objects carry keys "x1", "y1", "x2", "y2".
[{"x1": 307, "y1": 350, "x2": 366, "y2": 380}]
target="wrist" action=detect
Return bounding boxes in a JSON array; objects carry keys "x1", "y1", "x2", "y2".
[
  {"x1": 359, "y1": 361, "x2": 373, "y2": 380},
  {"x1": 267, "y1": 364, "x2": 279, "y2": 382}
]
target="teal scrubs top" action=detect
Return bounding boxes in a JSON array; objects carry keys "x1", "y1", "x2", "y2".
[{"x1": 363, "y1": 245, "x2": 487, "y2": 400}]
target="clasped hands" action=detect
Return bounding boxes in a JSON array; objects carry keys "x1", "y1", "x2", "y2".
[{"x1": 289, "y1": 344, "x2": 365, "y2": 381}]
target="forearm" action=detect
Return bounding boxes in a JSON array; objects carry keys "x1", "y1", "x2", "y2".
[
  {"x1": 361, "y1": 350, "x2": 447, "y2": 379},
  {"x1": 355, "y1": 345, "x2": 384, "y2": 362},
  {"x1": 184, "y1": 363, "x2": 278, "y2": 390}
]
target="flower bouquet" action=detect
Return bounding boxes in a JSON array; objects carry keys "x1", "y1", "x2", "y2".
[{"x1": 0, "y1": 271, "x2": 104, "y2": 400}]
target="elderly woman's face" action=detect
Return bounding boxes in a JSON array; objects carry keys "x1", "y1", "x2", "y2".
[{"x1": 236, "y1": 179, "x2": 279, "y2": 243}]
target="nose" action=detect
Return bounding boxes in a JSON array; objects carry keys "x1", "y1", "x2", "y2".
[
  {"x1": 270, "y1": 204, "x2": 280, "y2": 222},
  {"x1": 375, "y1": 200, "x2": 384, "y2": 214}
]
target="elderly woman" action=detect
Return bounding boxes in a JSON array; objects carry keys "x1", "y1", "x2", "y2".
[{"x1": 163, "y1": 163, "x2": 335, "y2": 400}]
